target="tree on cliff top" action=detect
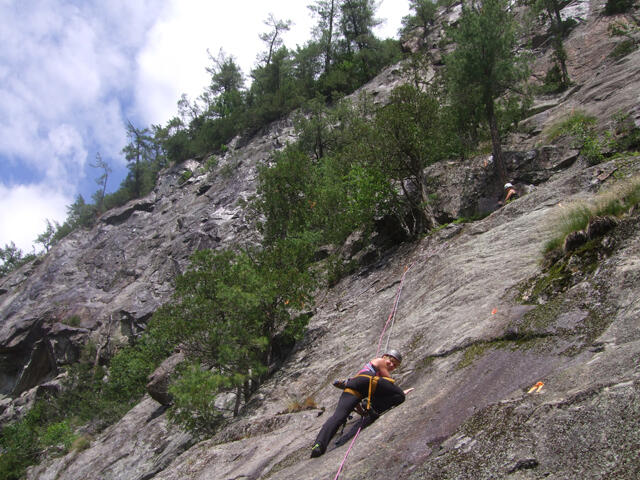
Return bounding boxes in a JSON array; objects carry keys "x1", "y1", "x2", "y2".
[{"x1": 308, "y1": 0, "x2": 341, "y2": 74}]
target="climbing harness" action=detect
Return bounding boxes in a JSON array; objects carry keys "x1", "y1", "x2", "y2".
[
  {"x1": 332, "y1": 264, "x2": 413, "y2": 480},
  {"x1": 341, "y1": 373, "x2": 395, "y2": 410}
]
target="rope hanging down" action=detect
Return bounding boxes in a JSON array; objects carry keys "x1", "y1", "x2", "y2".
[
  {"x1": 333, "y1": 263, "x2": 413, "y2": 480},
  {"x1": 379, "y1": 263, "x2": 413, "y2": 356}
]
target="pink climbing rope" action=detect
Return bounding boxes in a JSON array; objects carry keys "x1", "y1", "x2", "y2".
[
  {"x1": 332, "y1": 263, "x2": 413, "y2": 480},
  {"x1": 375, "y1": 263, "x2": 413, "y2": 357},
  {"x1": 332, "y1": 422, "x2": 363, "y2": 480}
]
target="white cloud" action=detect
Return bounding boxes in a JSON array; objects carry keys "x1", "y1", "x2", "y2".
[
  {"x1": 47, "y1": 124, "x2": 88, "y2": 180},
  {"x1": 0, "y1": 1, "x2": 160, "y2": 251},
  {"x1": 0, "y1": 1, "x2": 160, "y2": 168},
  {"x1": 0, "y1": 183, "x2": 71, "y2": 254}
]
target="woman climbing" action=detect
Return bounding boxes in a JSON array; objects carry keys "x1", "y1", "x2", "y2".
[{"x1": 310, "y1": 349, "x2": 411, "y2": 457}]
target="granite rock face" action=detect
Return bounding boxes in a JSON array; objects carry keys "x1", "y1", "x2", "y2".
[
  {"x1": 25, "y1": 397, "x2": 193, "y2": 480},
  {"x1": 37, "y1": 152, "x2": 640, "y2": 480},
  {"x1": 0, "y1": 118, "x2": 295, "y2": 398},
  {"x1": 146, "y1": 351, "x2": 186, "y2": 406},
  {"x1": 4, "y1": 0, "x2": 640, "y2": 478}
]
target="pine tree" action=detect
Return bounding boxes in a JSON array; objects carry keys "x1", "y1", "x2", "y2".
[
  {"x1": 445, "y1": 0, "x2": 530, "y2": 183},
  {"x1": 535, "y1": 0, "x2": 570, "y2": 90},
  {"x1": 0, "y1": 242, "x2": 34, "y2": 277},
  {"x1": 35, "y1": 220, "x2": 58, "y2": 253},
  {"x1": 401, "y1": 0, "x2": 438, "y2": 42},
  {"x1": 258, "y1": 14, "x2": 292, "y2": 67},
  {"x1": 339, "y1": 0, "x2": 380, "y2": 53},
  {"x1": 122, "y1": 122, "x2": 153, "y2": 198},
  {"x1": 308, "y1": 0, "x2": 341, "y2": 73},
  {"x1": 90, "y1": 152, "x2": 111, "y2": 213}
]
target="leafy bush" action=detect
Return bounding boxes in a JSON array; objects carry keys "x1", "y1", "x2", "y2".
[
  {"x1": 63, "y1": 315, "x2": 82, "y2": 327},
  {"x1": 205, "y1": 155, "x2": 219, "y2": 172},
  {"x1": 541, "y1": 64, "x2": 566, "y2": 93},
  {"x1": 167, "y1": 364, "x2": 228, "y2": 437},
  {"x1": 546, "y1": 111, "x2": 596, "y2": 142},
  {"x1": 610, "y1": 112, "x2": 640, "y2": 152},
  {"x1": 0, "y1": 405, "x2": 41, "y2": 479},
  {"x1": 41, "y1": 421, "x2": 75, "y2": 452},
  {"x1": 610, "y1": 38, "x2": 638, "y2": 59},
  {"x1": 178, "y1": 170, "x2": 193, "y2": 185},
  {"x1": 105, "y1": 344, "x2": 163, "y2": 404},
  {"x1": 545, "y1": 111, "x2": 605, "y2": 164},
  {"x1": 0, "y1": 242, "x2": 36, "y2": 278}
]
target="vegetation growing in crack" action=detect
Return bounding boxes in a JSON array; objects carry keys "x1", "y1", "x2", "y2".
[
  {"x1": 0, "y1": 342, "x2": 163, "y2": 479},
  {"x1": 513, "y1": 208, "x2": 640, "y2": 356},
  {"x1": 542, "y1": 174, "x2": 640, "y2": 256},
  {"x1": 454, "y1": 333, "x2": 549, "y2": 371}
]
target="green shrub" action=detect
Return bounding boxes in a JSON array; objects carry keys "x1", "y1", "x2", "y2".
[
  {"x1": 0, "y1": 404, "x2": 44, "y2": 479},
  {"x1": 541, "y1": 64, "x2": 565, "y2": 93},
  {"x1": 167, "y1": 364, "x2": 228, "y2": 437},
  {"x1": 610, "y1": 38, "x2": 638, "y2": 60},
  {"x1": 546, "y1": 111, "x2": 597, "y2": 142},
  {"x1": 63, "y1": 315, "x2": 81, "y2": 327},
  {"x1": 205, "y1": 155, "x2": 219, "y2": 172},
  {"x1": 581, "y1": 131, "x2": 605, "y2": 165},
  {"x1": 41, "y1": 421, "x2": 75, "y2": 453},
  {"x1": 545, "y1": 111, "x2": 605, "y2": 164},
  {"x1": 178, "y1": 170, "x2": 193, "y2": 185},
  {"x1": 0, "y1": 243, "x2": 36, "y2": 278},
  {"x1": 610, "y1": 111, "x2": 640, "y2": 152}
]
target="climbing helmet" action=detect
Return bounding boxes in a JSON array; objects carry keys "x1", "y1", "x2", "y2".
[{"x1": 384, "y1": 349, "x2": 402, "y2": 364}]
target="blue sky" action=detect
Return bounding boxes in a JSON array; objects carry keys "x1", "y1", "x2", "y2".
[{"x1": 0, "y1": 0, "x2": 409, "y2": 254}]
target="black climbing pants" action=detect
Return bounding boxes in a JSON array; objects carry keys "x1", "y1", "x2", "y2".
[{"x1": 313, "y1": 375, "x2": 405, "y2": 452}]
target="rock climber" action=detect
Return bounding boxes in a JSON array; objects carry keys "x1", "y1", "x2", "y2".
[
  {"x1": 310, "y1": 349, "x2": 411, "y2": 458},
  {"x1": 499, "y1": 182, "x2": 518, "y2": 205}
]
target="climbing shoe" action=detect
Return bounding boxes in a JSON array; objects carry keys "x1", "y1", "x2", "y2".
[
  {"x1": 310, "y1": 443, "x2": 324, "y2": 458},
  {"x1": 332, "y1": 379, "x2": 347, "y2": 389}
]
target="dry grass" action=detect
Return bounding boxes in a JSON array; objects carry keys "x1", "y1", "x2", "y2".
[
  {"x1": 543, "y1": 176, "x2": 640, "y2": 254},
  {"x1": 285, "y1": 396, "x2": 317, "y2": 413}
]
